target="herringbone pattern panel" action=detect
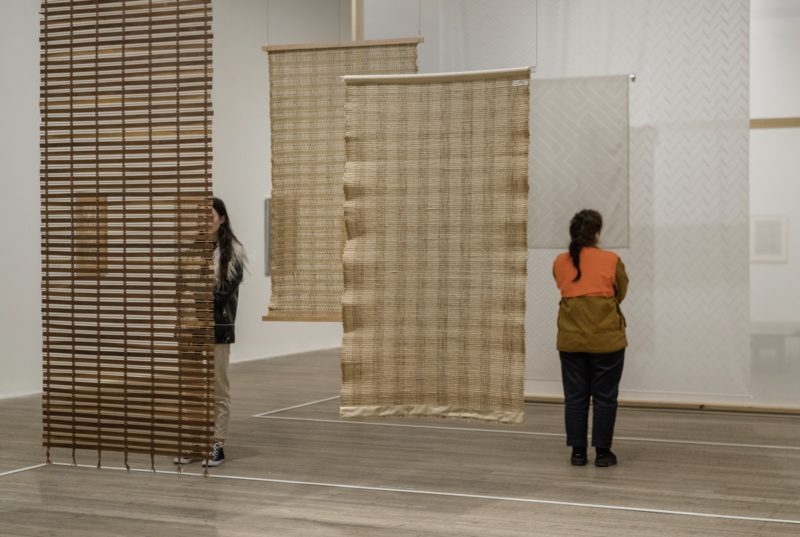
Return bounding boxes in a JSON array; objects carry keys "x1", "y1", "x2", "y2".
[
  {"x1": 528, "y1": 0, "x2": 750, "y2": 401},
  {"x1": 529, "y1": 75, "x2": 629, "y2": 248}
]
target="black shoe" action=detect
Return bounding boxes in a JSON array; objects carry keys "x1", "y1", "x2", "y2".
[
  {"x1": 595, "y1": 450, "x2": 617, "y2": 467},
  {"x1": 570, "y1": 449, "x2": 588, "y2": 466},
  {"x1": 202, "y1": 442, "x2": 225, "y2": 467}
]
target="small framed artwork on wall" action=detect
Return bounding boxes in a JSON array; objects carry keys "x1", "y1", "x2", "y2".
[{"x1": 750, "y1": 215, "x2": 788, "y2": 263}]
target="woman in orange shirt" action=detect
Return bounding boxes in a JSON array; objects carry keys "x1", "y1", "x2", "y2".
[{"x1": 552, "y1": 209, "x2": 628, "y2": 467}]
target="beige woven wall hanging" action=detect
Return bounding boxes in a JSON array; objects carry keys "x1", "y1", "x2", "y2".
[
  {"x1": 263, "y1": 38, "x2": 421, "y2": 322},
  {"x1": 41, "y1": 0, "x2": 215, "y2": 465},
  {"x1": 341, "y1": 68, "x2": 530, "y2": 424}
]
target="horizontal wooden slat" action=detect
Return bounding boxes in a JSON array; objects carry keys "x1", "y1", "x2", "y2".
[
  {"x1": 750, "y1": 117, "x2": 800, "y2": 129},
  {"x1": 41, "y1": 0, "x2": 215, "y2": 459}
]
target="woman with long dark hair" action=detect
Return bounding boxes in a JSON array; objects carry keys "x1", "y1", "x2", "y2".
[
  {"x1": 552, "y1": 209, "x2": 628, "y2": 467},
  {"x1": 175, "y1": 197, "x2": 246, "y2": 467},
  {"x1": 206, "y1": 197, "x2": 246, "y2": 466}
]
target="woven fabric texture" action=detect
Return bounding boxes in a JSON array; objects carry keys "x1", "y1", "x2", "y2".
[
  {"x1": 265, "y1": 41, "x2": 419, "y2": 321},
  {"x1": 40, "y1": 0, "x2": 215, "y2": 463},
  {"x1": 341, "y1": 69, "x2": 530, "y2": 423}
]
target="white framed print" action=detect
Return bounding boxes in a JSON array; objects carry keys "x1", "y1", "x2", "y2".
[{"x1": 750, "y1": 215, "x2": 788, "y2": 263}]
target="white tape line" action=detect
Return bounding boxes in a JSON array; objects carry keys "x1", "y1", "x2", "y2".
[
  {"x1": 48, "y1": 462, "x2": 800, "y2": 526},
  {"x1": 252, "y1": 395, "x2": 340, "y2": 417},
  {"x1": 260, "y1": 415, "x2": 563, "y2": 438},
  {"x1": 0, "y1": 463, "x2": 48, "y2": 478},
  {"x1": 256, "y1": 415, "x2": 800, "y2": 451}
]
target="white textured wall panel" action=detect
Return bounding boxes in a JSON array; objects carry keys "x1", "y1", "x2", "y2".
[
  {"x1": 528, "y1": 0, "x2": 750, "y2": 402},
  {"x1": 529, "y1": 75, "x2": 630, "y2": 249}
]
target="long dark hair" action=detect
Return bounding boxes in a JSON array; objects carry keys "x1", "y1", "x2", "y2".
[
  {"x1": 212, "y1": 197, "x2": 242, "y2": 285},
  {"x1": 568, "y1": 209, "x2": 602, "y2": 282}
]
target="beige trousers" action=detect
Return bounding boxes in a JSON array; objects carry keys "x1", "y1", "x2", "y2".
[{"x1": 214, "y1": 343, "x2": 231, "y2": 442}]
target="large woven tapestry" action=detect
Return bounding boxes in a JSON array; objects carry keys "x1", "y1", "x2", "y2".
[
  {"x1": 263, "y1": 38, "x2": 420, "y2": 322},
  {"x1": 40, "y1": 0, "x2": 215, "y2": 464},
  {"x1": 341, "y1": 68, "x2": 530, "y2": 423},
  {"x1": 529, "y1": 75, "x2": 630, "y2": 248}
]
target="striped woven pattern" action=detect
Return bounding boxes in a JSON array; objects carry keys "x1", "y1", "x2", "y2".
[
  {"x1": 265, "y1": 40, "x2": 419, "y2": 321},
  {"x1": 40, "y1": 0, "x2": 215, "y2": 463},
  {"x1": 341, "y1": 69, "x2": 530, "y2": 423}
]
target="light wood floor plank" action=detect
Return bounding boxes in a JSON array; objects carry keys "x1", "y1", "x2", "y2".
[{"x1": 1, "y1": 349, "x2": 798, "y2": 536}]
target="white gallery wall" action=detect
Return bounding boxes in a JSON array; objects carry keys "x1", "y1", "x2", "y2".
[
  {"x1": 0, "y1": 0, "x2": 350, "y2": 399},
  {"x1": 0, "y1": 1, "x2": 41, "y2": 398},
  {"x1": 364, "y1": 0, "x2": 537, "y2": 73},
  {"x1": 750, "y1": 0, "x2": 800, "y2": 323}
]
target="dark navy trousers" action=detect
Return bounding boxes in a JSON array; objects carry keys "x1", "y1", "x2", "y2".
[{"x1": 559, "y1": 349, "x2": 625, "y2": 448}]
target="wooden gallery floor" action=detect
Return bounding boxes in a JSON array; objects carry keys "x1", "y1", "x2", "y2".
[{"x1": 1, "y1": 349, "x2": 799, "y2": 536}]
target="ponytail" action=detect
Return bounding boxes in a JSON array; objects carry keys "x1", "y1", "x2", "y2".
[{"x1": 567, "y1": 209, "x2": 603, "y2": 281}]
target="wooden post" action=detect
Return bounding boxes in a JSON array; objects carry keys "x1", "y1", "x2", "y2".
[
  {"x1": 750, "y1": 117, "x2": 800, "y2": 129},
  {"x1": 351, "y1": 0, "x2": 364, "y2": 41}
]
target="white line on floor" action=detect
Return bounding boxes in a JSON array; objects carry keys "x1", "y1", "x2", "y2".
[
  {"x1": 261, "y1": 415, "x2": 563, "y2": 438},
  {"x1": 0, "y1": 463, "x2": 47, "y2": 478},
  {"x1": 255, "y1": 415, "x2": 800, "y2": 451},
  {"x1": 251, "y1": 395, "x2": 340, "y2": 417},
  {"x1": 47, "y1": 462, "x2": 800, "y2": 527}
]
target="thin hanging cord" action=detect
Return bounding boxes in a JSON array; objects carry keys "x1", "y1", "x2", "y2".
[
  {"x1": 43, "y1": 0, "x2": 52, "y2": 468},
  {"x1": 203, "y1": 0, "x2": 213, "y2": 479},
  {"x1": 69, "y1": 0, "x2": 77, "y2": 470},
  {"x1": 148, "y1": 0, "x2": 156, "y2": 476},
  {"x1": 95, "y1": 0, "x2": 103, "y2": 472}
]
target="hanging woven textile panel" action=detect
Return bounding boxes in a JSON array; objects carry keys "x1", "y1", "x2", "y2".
[
  {"x1": 40, "y1": 0, "x2": 215, "y2": 464},
  {"x1": 341, "y1": 68, "x2": 530, "y2": 423},
  {"x1": 529, "y1": 75, "x2": 630, "y2": 248},
  {"x1": 263, "y1": 38, "x2": 421, "y2": 321}
]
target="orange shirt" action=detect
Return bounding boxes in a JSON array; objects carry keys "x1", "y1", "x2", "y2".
[{"x1": 553, "y1": 247, "x2": 620, "y2": 298}]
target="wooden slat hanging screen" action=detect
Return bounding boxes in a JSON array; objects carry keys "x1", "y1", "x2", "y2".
[
  {"x1": 263, "y1": 38, "x2": 421, "y2": 322},
  {"x1": 341, "y1": 68, "x2": 530, "y2": 424},
  {"x1": 40, "y1": 0, "x2": 215, "y2": 463}
]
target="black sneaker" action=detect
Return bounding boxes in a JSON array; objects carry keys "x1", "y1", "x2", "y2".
[
  {"x1": 202, "y1": 442, "x2": 225, "y2": 467},
  {"x1": 570, "y1": 448, "x2": 588, "y2": 466},
  {"x1": 570, "y1": 453, "x2": 588, "y2": 466},
  {"x1": 595, "y1": 450, "x2": 618, "y2": 467}
]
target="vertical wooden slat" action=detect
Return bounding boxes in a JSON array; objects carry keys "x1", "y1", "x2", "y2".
[
  {"x1": 40, "y1": 0, "x2": 215, "y2": 463},
  {"x1": 119, "y1": 0, "x2": 128, "y2": 469},
  {"x1": 42, "y1": 0, "x2": 52, "y2": 465},
  {"x1": 68, "y1": 0, "x2": 77, "y2": 466},
  {"x1": 93, "y1": 0, "x2": 102, "y2": 467},
  {"x1": 202, "y1": 0, "x2": 212, "y2": 456}
]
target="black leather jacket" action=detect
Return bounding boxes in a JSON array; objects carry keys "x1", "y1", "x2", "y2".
[{"x1": 214, "y1": 247, "x2": 244, "y2": 344}]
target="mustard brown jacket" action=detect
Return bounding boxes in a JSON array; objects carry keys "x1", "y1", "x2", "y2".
[{"x1": 553, "y1": 247, "x2": 628, "y2": 353}]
